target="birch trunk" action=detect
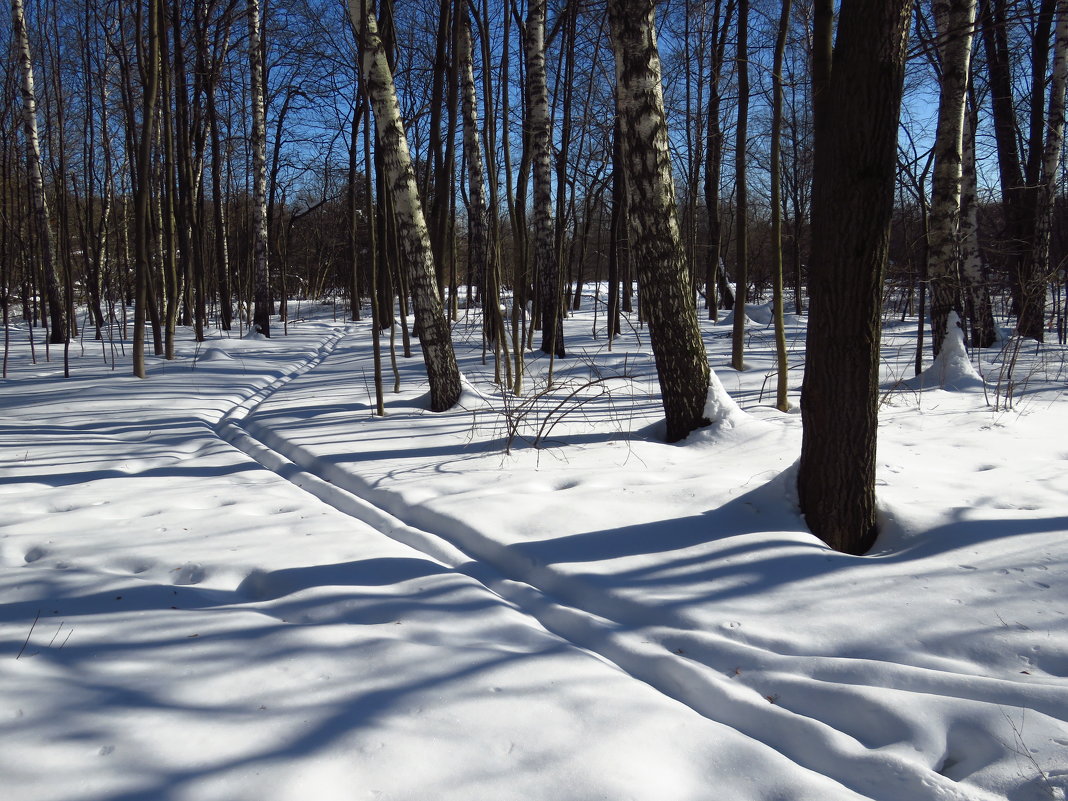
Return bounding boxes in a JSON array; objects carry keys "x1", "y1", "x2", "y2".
[
  {"x1": 12, "y1": 0, "x2": 66, "y2": 346},
  {"x1": 527, "y1": 0, "x2": 564, "y2": 358},
  {"x1": 248, "y1": 0, "x2": 270, "y2": 337},
  {"x1": 608, "y1": 0, "x2": 711, "y2": 443},
  {"x1": 348, "y1": 0, "x2": 461, "y2": 412},
  {"x1": 1031, "y1": 0, "x2": 1068, "y2": 323},
  {"x1": 927, "y1": 0, "x2": 976, "y2": 357}
]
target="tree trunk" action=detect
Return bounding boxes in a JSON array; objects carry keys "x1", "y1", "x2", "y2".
[
  {"x1": 527, "y1": 0, "x2": 564, "y2": 358},
  {"x1": 13, "y1": 0, "x2": 66, "y2": 346},
  {"x1": 960, "y1": 99, "x2": 998, "y2": 346},
  {"x1": 704, "y1": 0, "x2": 735, "y2": 320},
  {"x1": 248, "y1": 0, "x2": 270, "y2": 336},
  {"x1": 131, "y1": 0, "x2": 162, "y2": 377},
  {"x1": 348, "y1": 0, "x2": 461, "y2": 412},
  {"x1": 460, "y1": 12, "x2": 501, "y2": 352},
  {"x1": 797, "y1": 0, "x2": 911, "y2": 554},
  {"x1": 608, "y1": 0, "x2": 711, "y2": 443},
  {"x1": 731, "y1": 0, "x2": 749, "y2": 370},
  {"x1": 771, "y1": 0, "x2": 792, "y2": 411},
  {"x1": 1031, "y1": 0, "x2": 1068, "y2": 330},
  {"x1": 927, "y1": 0, "x2": 977, "y2": 357}
]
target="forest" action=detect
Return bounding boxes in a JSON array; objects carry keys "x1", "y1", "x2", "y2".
[
  {"x1": 3, "y1": 2, "x2": 1068, "y2": 798},
  {"x1": 6, "y1": 0, "x2": 1068, "y2": 554}
]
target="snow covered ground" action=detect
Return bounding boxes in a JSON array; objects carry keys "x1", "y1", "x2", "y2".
[{"x1": 1, "y1": 296, "x2": 1066, "y2": 801}]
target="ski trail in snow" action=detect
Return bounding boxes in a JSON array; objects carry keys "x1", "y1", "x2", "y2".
[{"x1": 204, "y1": 328, "x2": 1004, "y2": 801}]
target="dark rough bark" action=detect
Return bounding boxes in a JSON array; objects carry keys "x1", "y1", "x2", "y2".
[
  {"x1": 797, "y1": 0, "x2": 911, "y2": 554},
  {"x1": 981, "y1": 0, "x2": 1052, "y2": 341},
  {"x1": 731, "y1": 0, "x2": 749, "y2": 370},
  {"x1": 608, "y1": 0, "x2": 711, "y2": 443},
  {"x1": 132, "y1": 0, "x2": 162, "y2": 377},
  {"x1": 703, "y1": 0, "x2": 735, "y2": 319},
  {"x1": 960, "y1": 102, "x2": 998, "y2": 347},
  {"x1": 771, "y1": 0, "x2": 792, "y2": 412}
]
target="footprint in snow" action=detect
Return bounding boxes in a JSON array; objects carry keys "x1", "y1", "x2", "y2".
[{"x1": 172, "y1": 563, "x2": 206, "y2": 585}]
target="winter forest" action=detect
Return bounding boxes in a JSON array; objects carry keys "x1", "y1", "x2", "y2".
[{"x1": 2, "y1": 0, "x2": 1068, "y2": 799}]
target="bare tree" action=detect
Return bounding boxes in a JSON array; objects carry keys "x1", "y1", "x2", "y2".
[
  {"x1": 730, "y1": 0, "x2": 750, "y2": 371},
  {"x1": 926, "y1": 0, "x2": 977, "y2": 356},
  {"x1": 797, "y1": 0, "x2": 912, "y2": 554},
  {"x1": 528, "y1": 0, "x2": 564, "y2": 359},
  {"x1": 348, "y1": 0, "x2": 461, "y2": 412},
  {"x1": 608, "y1": 0, "x2": 712, "y2": 443},
  {"x1": 248, "y1": 0, "x2": 271, "y2": 336},
  {"x1": 771, "y1": 0, "x2": 793, "y2": 411},
  {"x1": 12, "y1": 0, "x2": 66, "y2": 347}
]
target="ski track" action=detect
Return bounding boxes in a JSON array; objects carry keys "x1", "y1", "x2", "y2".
[{"x1": 208, "y1": 328, "x2": 1005, "y2": 801}]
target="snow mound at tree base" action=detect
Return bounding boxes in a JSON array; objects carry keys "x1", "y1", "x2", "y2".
[
  {"x1": 904, "y1": 312, "x2": 987, "y2": 391},
  {"x1": 703, "y1": 369, "x2": 748, "y2": 427}
]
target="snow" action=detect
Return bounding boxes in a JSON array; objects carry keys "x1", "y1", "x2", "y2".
[{"x1": 1, "y1": 298, "x2": 1066, "y2": 801}]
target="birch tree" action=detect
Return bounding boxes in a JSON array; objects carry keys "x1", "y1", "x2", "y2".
[
  {"x1": 347, "y1": 0, "x2": 461, "y2": 412},
  {"x1": 12, "y1": 0, "x2": 66, "y2": 346},
  {"x1": 528, "y1": 0, "x2": 564, "y2": 358},
  {"x1": 608, "y1": 0, "x2": 711, "y2": 443},
  {"x1": 248, "y1": 0, "x2": 271, "y2": 336},
  {"x1": 926, "y1": 0, "x2": 977, "y2": 356}
]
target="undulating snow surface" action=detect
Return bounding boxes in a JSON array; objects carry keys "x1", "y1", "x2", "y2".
[{"x1": 1, "y1": 296, "x2": 1066, "y2": 801}]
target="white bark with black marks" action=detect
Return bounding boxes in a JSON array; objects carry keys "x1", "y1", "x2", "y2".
[
  {"x1": 248, "y1": 0, "x2": 270, "y2": 337},
  {"x1": 527, "y1": 0, "x2": 563, "y2": 358},
  {"x1": 13, "y1": 0, "x2": 66, "y2": 346},
  {"x1": 608, "y1": 0, "x2": 712, "y2": 443},
  {"x1": 927, "y1": 0, "x2": 976, "y2": 356},
  {"x1": 348, "y1": 0, "x2": 461, "y2": 412}
]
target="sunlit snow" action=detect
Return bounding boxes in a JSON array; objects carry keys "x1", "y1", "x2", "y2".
[{"x1": 1, "y1": 294, "x2": 1065, "y2": 801}]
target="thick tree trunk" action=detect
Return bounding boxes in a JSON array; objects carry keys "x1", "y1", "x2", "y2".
[
  {"x1": 927, "y1": 0, "x2": 976, "y2": 357},
  {"x1": 608, "y1": 0, "x2": 711, "y2": 443},
  {"x1": 348, "y1": 0, "x2": 461, "y2": 412},
  {"x1": 13, "y1": 0, "x2": 66, "y2": 346},
  {"x1": 797, "y1": 0, "x2": 911, "y2": 554}
]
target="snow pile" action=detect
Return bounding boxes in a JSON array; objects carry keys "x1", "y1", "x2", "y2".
[
  {"x1": 702, "y1": 367, "x2": 750, "y2": 429},
  {"x1": 906, "y1": 311, "x2": 987, "y2": 391}
]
